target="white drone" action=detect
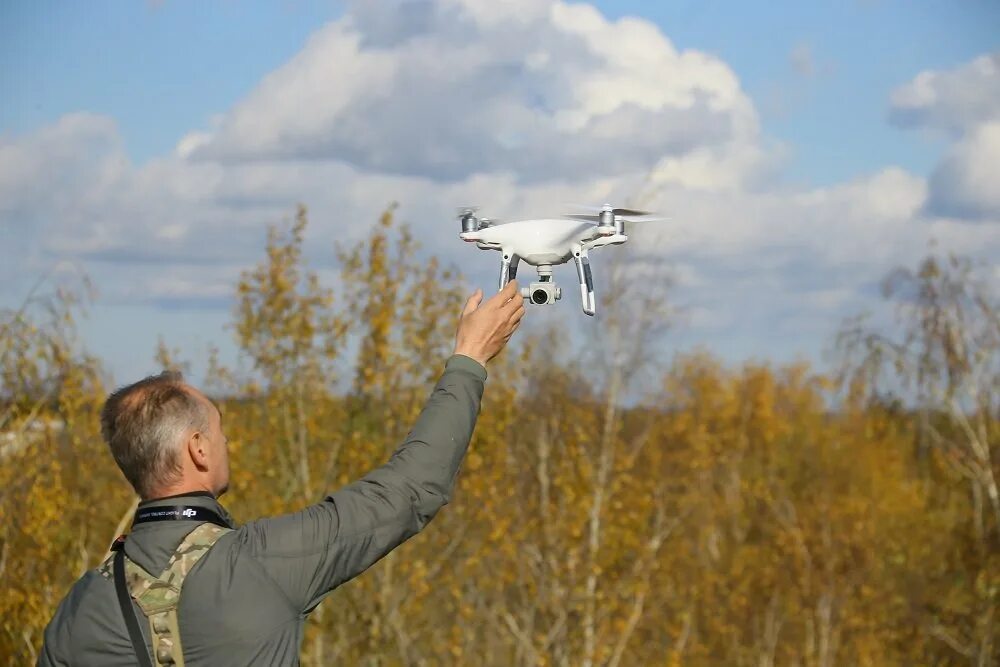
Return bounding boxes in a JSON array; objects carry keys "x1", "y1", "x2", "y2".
[{"x1": 458, "y1": 204, "x2": 662, "y2": 316}]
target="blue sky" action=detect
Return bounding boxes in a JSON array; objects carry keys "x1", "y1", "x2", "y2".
[
  {"x1": 2, "y1": 1, "x2": 339, "y2": 162},
  {"x1": 1, "y1": 0, "x2": 998, "y2": 385}
]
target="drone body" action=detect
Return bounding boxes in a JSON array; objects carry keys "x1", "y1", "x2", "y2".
[{"x1": 458, "y1": 205, "x2": 656, "y2": 316}]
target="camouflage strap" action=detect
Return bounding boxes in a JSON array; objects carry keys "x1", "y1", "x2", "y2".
[
  {"x1": 114, "y1": 549, "x2": 154, "y2": 667},
  {"x1": 100, "y1": 523, "x2": 231, "y2": 667}
]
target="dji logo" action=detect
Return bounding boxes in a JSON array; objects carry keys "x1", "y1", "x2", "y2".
[{"x1": 181, "y1": 509, "x2": 197, "y2": 518}]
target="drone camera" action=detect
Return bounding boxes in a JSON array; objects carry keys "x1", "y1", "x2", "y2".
[{"x1": 525, "y1": 282, "x2": 561, "y2": 305}]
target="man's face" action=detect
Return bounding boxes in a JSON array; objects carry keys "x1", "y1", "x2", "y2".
[
  {"x1": 207, "y1": 402, "x2": 231, "y2": 497},
  {"x1": 191, "y1": 387, "x2": 231, "y2": 497}
]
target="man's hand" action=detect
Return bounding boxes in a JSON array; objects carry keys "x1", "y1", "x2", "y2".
[{"x1": 454, "y1": 280, "x2": 526, "y2": 367}]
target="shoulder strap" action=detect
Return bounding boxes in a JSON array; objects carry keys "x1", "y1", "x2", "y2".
[
  {"x1": 102, "y1": 523, "x2": 231, "y2": 667},
  {"x1": 114, "y1": 548, "x2": 155, "y2": 667}
]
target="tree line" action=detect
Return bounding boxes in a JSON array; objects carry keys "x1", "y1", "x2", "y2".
[{"x1": 1, "y1": 206, "x2": 996, "y2": 665}]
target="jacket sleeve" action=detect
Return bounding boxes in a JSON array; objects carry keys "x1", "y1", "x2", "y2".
[{"x1": 239, "y1": 354, "x2": 487, "y2": 612}]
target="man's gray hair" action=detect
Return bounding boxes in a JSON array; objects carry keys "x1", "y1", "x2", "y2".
[{"x1": 100, "y1": 371, "x2": 210, "y2": 498}]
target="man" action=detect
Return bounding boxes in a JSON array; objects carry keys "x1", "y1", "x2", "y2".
[{"x1": 38, "y1": 281, "x2": 525, "y2": 666}]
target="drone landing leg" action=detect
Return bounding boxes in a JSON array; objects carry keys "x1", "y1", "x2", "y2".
[
  {"x1": 499, "y1": 254, "x2": 520, "y2": 290},
  {"x1": 574, "y1": 250, "x2": 596, "y2": 316}
]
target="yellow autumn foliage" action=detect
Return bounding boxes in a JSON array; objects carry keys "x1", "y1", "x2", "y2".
[{"x1": 0, "y1": 210, "x2": 996, "y2": 665}]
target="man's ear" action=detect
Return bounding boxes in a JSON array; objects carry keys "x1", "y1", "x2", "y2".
[{"x1": 188, "y1": 431, "x2": 210, "y2": 471}]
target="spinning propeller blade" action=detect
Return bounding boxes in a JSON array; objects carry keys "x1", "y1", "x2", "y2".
[
  {"x1": 623, "y1": 215, "x2": 671, "y2": 223},
  {"x1": 562, "y1": 212, "x2": 670, "y2": 223},
  {"x1": 568, "y1": 203, "x2": 654, "y2": 217}
]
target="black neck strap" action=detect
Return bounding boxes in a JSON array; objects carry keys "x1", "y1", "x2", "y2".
[{"x1": 131, "y1": 505, "x2": 230, "y2": 529}]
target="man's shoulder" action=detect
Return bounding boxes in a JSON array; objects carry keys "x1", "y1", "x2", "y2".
[
  {"x1": 48, "y1": 565, "x2": 116, "y2": 628},
  {"x1": 40, "y1": 566, "x2": 117, "y2": 660},
  {"x1": 65, "y1": 565, "x2": 114, "y2": 604}
]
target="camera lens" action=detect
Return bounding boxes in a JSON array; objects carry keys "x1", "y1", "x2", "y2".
[{"x1": 531, "y1": 289, "x2": 548, "y2": 305}]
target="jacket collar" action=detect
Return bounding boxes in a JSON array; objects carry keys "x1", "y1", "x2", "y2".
[
  {"x1": 136, "y1": 491, "x2": 236, "y2": 528},
  {"x1": 139, "y1": 490, "x2": 215, "y2": 506}
]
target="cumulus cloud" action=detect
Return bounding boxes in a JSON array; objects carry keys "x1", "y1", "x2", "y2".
[
  {"x1": 0, "y1": 113, "x2": 124, "y2": 221},
  {"x1": 0, "y1": 115, "x2": 291, "y2": 302},
  {"x1": 927, "y1": 121, "x2": 1000, "y2": 220},
  {"x1": 889, "y1": 53, "x2": 1000, "y2": 221},
  {"x1": 182, "y1": 0, "x2": 759, "y2": 183},
  {"x1": 2, "y1": 3, "x2": 997, "y2": 377},
  {"x1": 636, "y1": 167, "x2": 930, "y2": 286},
  {"x1": 889, "y1": 53, "x2": 1000, "y2": 135},
  {"x1": 0, "y1": 110, "x2": 633, "y2": 305}
]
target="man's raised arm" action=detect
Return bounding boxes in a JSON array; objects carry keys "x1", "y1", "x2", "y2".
[{"x1": 241, "y1": 281, "x2": 525, "y2": 612}]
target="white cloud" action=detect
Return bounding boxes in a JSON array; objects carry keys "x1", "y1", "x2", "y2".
[
  {"x1": 2, "y1": 6, "x2": 997, "y2": 379},
  {"x1": 182, "y1": 0, "x2": 759, "y2": 184},
  {"x1": 0, "y1": 113, "x2": 125, "y2": 220},
  {"x1": 889, "y1": 53, "x2": 1000, "y2": 135},
  {"x1": 889, "y1": 53, "x2": 1000, "y2": 221},
  {"x1": 638, "y1": 142, "x2": 782, "y2": 193},
  {"x1": 633, "y1": 167, "x2": 928, "y2": 270},
  {"x1": 927, "y1": 120, "x2": 1000, "y2": 220}
]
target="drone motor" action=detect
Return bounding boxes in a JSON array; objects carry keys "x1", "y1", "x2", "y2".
[
  {"x1": 460, "y1": 211, "x2": 479, "y2": 233},
  {"x1": 598, "y1": 207, "x2": 616, "y2": 233}
]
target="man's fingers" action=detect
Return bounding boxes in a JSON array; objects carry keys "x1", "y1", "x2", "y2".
[
  {"x1": 463, "y1": 289, "x2": 483, "y2": 316},
  {"x1": 500, "y1": 279, "x2": 519, "y2": 300},
  {"x1": 500, "y1": 288, "x2": 524, "y2": 312},
  {"x1": 503, "y1": 308, "x2": 525, "y2": 341},
  {"x1": 483, "y1": 280, "x2": 520, "y2": 310}
]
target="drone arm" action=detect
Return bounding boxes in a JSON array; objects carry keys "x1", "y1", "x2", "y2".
[
  {"x1": 499, "y1": 253, "x2": 520, "y2": 291},
  {"x1": 581, "y1": 232, "x2": 627, "y2": 252},
  {"x1": 574, "y1": 249, "x2": 596, "y2": 316}
]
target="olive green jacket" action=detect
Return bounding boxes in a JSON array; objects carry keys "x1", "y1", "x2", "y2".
[{"x1": 38, "y1": 355, "x2": 487, "y2": 666}]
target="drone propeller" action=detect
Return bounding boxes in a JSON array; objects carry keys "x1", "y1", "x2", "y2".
[
  {"x1": 568, "y1": 203, "x2": 655, "y2": 217},
  {"x1": 612, "y1": 207, "x2": 653, "y2": 217},
  {"x1": 563, "y1": 213, "x2": 670, "y2": 223}
]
